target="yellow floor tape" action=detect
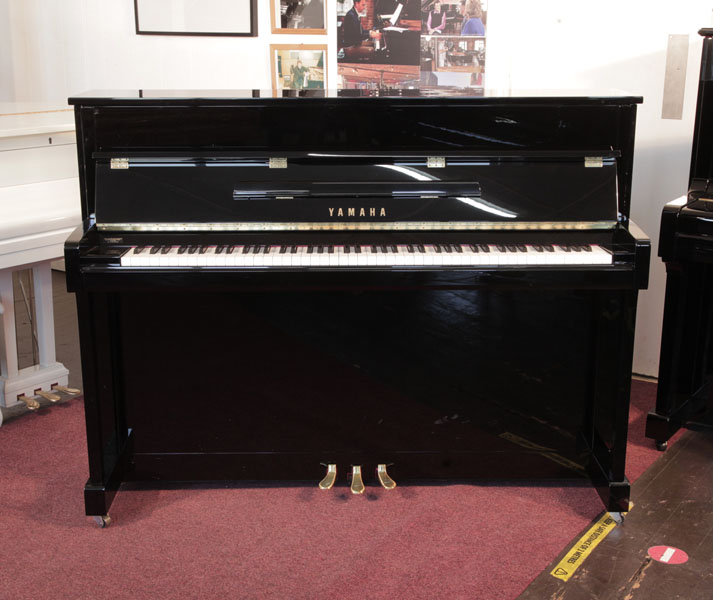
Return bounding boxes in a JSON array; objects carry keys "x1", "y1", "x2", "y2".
[{"x1": 550, "y1": 507, "x2": 629, "y2": 582}]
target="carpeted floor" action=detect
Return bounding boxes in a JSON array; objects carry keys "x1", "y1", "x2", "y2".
[{"x1": 0, "y1": 379, "x2": 671, "y2": 600}]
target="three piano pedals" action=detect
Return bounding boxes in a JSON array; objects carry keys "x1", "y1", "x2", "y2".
[
  {"x1": 319, "y1": 463, "x2": 397, "y2": 494},
  {"x1": 16, "y1": 384, "x2": 81, "y2": 411}
]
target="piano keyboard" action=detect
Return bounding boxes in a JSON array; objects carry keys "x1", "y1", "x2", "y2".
[{"x1": 120, "y1": 243, "x2": 613, "y2": 267}]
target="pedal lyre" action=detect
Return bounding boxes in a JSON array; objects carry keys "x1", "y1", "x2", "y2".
[
  {"x1": 318, "y1": 464, "x2": 337, "y2": 490},
  {"x1": 36, "y1": 390, "x2": 61, "y2": 403},
  {"x1": 376, "y1": 464, "x2": 397, "y2": 490},
  {"x1": 350, "y1": 465, "x2": 365, "y2": 495}
]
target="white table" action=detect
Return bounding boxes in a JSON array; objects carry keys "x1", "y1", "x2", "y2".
[{"x1": 0, "y1": 104, "x2": 82, "y2": 411}]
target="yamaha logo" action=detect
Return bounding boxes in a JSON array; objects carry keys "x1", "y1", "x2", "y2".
[{"x1": 328, "y1": 207, "x2": 387, "y2": 217}]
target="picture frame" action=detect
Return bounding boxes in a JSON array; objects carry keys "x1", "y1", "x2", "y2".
[
  {"x1": 270, "y1": 44, "x2": 328, "y2": 91},
  {"x1": 134, "y1": 0, "x2": 257, "y2": 37},
  {"x1": 270, "y1": 0, "x2": 327, "y2": 35}
]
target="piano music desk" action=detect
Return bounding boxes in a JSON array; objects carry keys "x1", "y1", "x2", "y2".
[{"x1": 0, "y1": 106, "x2": 81, "y2": 409}]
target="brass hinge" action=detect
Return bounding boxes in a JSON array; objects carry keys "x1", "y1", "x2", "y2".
[
  {"x1": 269, "y1": 157, "x2": 288, "y2": 169},
  {"x1": 110, "y1": 158, "x2": 130, "y2": 169},
  {"x1": 584, "y1": 157, "x2": 604, "y2": 168},
  {"x1": 427, "y1": 156, "x2": 446, "y2": 168}
]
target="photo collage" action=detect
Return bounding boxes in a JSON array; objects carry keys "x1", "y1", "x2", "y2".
[{"x1": 336, "y1": 0, "x2": 486, "y2": 90}]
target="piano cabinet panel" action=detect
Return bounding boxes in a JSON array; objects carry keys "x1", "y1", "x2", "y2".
[{"x1": 76, "y1": 287, "x2": 633, "y2": 496}]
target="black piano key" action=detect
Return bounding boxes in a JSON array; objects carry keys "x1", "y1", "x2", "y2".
[
  {"x1": 479, "y1": 244, "x2": 490, "y2": 253},
  {"x1": 407, "y1": 244, "x2": 415, "y2": 253},
  {"x1": 371, "y1": 245, "x2": 378, "y2": 253},
  {"x1": 443, "y1": 244, "x2": 452, "y2": 253},
  {"x1": 469, "y1": 244, "x2": 479, "y2": 252},
  {"x1": 265, "y1": 245, "x2": 272, "y2": 254},
  {"x1": 544, "y1": 244, "x2": 555, "y2": 252},
  {"x1": 280, "y1": 245, "x2": 287, "y2": 254},
  {"x1": 532, "y1": 244, "x2": 544, "y2": 252},
  {"x1": 199, "y1": 246, "x2": 209, "y2": 254},
  {"x1": 161, "y1": 246, "x2": 172, "y2": 254},
  {"x1": 433, "y1": 245, "x2": 442, "y2": 253},
  {"x1": 496, "y1": 244, "x2": 506, "y2": 252},
  {"x1": 454, "y1": 244, "x2": 463, "y2": 253},
  {"x1": 290, "y1": 246, "x2": 298, "y2": 254},
  {"x1": 571, "y1": 244, "x2": 582, "y2": 252},
  {"x1": 516, "y1": 244, "x2": 527, "y2": 252},
  {"x1": 355, "y1": 245, "x2": 361, "y2": 253},
  {"x1": 582, "y1": 244, "x2": 592, "y2": 252},
  {"x1": 308, "y1": 245, "x2": 314, "y2": 254},
  {"x1": 226, "y1": 246, "x2": 235, "y2": 254},
  {"x1": 559, "y1": 244, "x2": 571, "y2": 252},
  {"x1": 149, "y1": 246, "x2": 161, "y2": 255},
  {"x1": 344, "y1": 245, "x2": 351, "y2": 254},
  {"x1": 417, "y1": 244, "x2": 426, "y2": 253},
  {"x1": 216, "y1": 245, "x2": 225, "y2": 254},
  {"x1": 391, "y1": 244, "x2": 398, "y2": 253},
  {"x1": 133, "y1": 246, "x2": 146, "y2": 255},
  {"x1": 318, "y1": 245, "x2": 324, "y2": 254},
  {"x1": 328, "y1": 245, "x2": 334, "y2": 254},
  {"x1": 178, "y1": 246, "x2": 188, "y2": 254},
  {"x1": 242, "y1": 245, "x2": 251, "y2": 254},
  {"x1": 380, "y1": 244, "x2": 388, "y2": 253},
  {"x1": 188, "y1": 246, "x2": 198, "y2": 255},
  {"x1": 506, "y1": 244, "x2": 517, "y2": 252}
]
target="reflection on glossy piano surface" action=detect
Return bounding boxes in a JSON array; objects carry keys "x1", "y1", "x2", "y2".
[
  {"x1": 647, "y1": 29, "x2": 713, "y2": 449},
  {"x1": 66, "y1": 89, "x2": 649, "y2": 525}
]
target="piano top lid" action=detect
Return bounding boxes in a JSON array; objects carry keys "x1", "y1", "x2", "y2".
[{"x1": 68, "y1": 88, "x2": 643, "y2": 106}]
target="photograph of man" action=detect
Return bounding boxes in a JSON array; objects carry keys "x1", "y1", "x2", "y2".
[
  {"x1": 341, "y1": 0, "x2": 382, "y2": 52},
  {"x1": 425, "y1": 1, "x2": 446, "y2": 34},
  {"x1": 290, "y1": 59, "x2": 310, "y2": 89}
]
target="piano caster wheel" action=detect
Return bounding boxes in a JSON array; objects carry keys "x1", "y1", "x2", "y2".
[
  {"x1": 93, "y1": 515, "x2": 111, "y2": 528},
  {"x1": 318, "y1": 464, "x2": 337, "y2": 490},
  {"x1": 376, "y1": 464, "x2": 397, "y2": 490},
  {"x1": 350, "y1": 465, "x2": 365, "y2": 495},
  {"x1": 656, "y1": 440, "x2": 668, "y2": 452},
  {"x1": 610, "y1": 512, "x2": 625, "y2": 525}
]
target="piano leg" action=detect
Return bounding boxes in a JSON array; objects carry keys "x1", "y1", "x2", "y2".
[
  {"x1": 0, "y1": 262, "x2": 69, "y2": 408},
  {"x1": 76, "y1": 292, "x2": 132, "y2": 521},
  {"x1": 584, "y1": 290, "x2": 638, "y2": 513},
  {"x1": 646, "y1": 262, "x2": 713, "y2": 446}
]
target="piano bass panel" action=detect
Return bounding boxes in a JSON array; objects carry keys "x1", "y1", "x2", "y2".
[{"x1": 65, "y1": 90, "x2": 649, "y2": 522}]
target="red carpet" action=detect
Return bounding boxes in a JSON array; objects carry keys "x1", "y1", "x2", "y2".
[{"x1": 0, "y1": 380, "x2": 671, "y2": 600}]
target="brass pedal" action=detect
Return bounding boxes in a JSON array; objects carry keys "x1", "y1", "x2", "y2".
[
  {"x1": 17, "y1": 395, "x2": 40, "y2": 410},
  {"x1": 376, "y1": 464, "x2": 397, "y2": 490},
  {"x1": 318, "y1": 464, "x2": 337, "y2": 490},
  {"x1": 350, "y1": 465, "x2": 365, "y2": 495},
  {"x1": 52, "y1": 385, "x2": 81, "y2": 395},
  {"x1": 36, "y1": 390, "x2": 61, "y2": 403}
]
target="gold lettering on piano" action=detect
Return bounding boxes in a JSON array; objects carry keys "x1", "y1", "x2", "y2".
[{"x1": 327, "y1": 207, "x2": 388, "y2": 218}]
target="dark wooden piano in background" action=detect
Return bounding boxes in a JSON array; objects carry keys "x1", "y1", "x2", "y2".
[
  {"x1": 646, "y1": 29, "x2": 713, "y2": 449},
  {"x1": 65, "y1": 89, "x2": 649, "y2": 526}
]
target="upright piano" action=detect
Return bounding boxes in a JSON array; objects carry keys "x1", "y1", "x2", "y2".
[
  {"x1": 65, "y1": 89, "x2": 649, "y2": 525},
  {"x1": 646, "y1": 29, "x2": 713, "y2": 448}
]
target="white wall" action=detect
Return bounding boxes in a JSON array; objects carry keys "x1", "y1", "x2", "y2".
[{"x1": 2, "y1": 0, "x2": 712, "y2": 375}]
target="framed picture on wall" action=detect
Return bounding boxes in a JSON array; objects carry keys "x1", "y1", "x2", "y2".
[
  {"x1": 270, "y1": 45, "x2": 328, "y2": 91},
  {"x1": 271, "y1": 0, "x2": 326, "y2": 34},
  {"x1": 135, "y1": 0, "x2": 258, "y2": 37}
]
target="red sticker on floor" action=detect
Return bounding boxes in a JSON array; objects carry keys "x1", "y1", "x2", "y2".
[{"x1": 648, "y1": 545, "x2": 689, "y2": 564}]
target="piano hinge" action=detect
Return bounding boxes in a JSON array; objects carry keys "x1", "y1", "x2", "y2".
[
  {"x1": 110, "y1": 158, "x2": 130, "y2": 169},
  {"x1": 269, "y1": 157, "x2": 288, "y2": 169},
  {"x1": 584, "y1": 156, "x2": 604, "y2": 168},
  {"x1": 427, "y1": 156, "x2": 447, "y2": 168}
]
